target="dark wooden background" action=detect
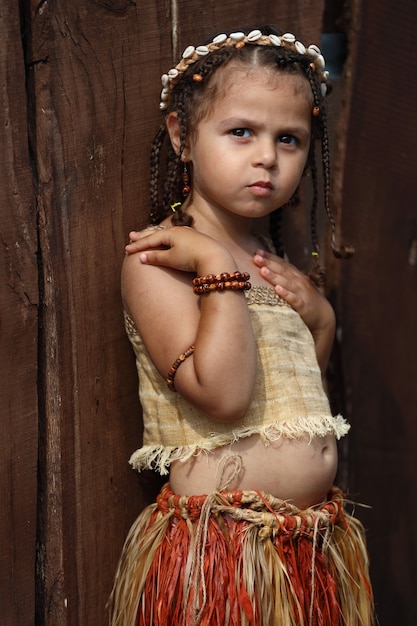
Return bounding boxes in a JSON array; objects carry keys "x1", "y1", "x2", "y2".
[{"x1": 1, "y1": 0, "x2": 416, "y2": 624}]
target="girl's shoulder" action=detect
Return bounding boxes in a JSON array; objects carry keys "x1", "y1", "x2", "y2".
[{"x1": 121, "y1": 225, "x2": 196, "y2": 310}]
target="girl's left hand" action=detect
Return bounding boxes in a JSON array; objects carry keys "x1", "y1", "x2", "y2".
[{"x1": 253, "y1": 249, "x2": 335, "y2": 373}]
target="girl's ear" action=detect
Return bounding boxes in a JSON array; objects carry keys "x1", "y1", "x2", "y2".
[{"x1": 166, "y1": 112, "x2": 182, "y2": 156}]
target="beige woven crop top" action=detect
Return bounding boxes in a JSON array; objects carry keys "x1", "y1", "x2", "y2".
[{"x1": 125, "y1": 286, "x2": 350, "y2": 475}]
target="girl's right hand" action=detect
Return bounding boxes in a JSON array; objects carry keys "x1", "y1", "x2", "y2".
[{"x1": 125, "y1": 226, "x2": 232, "y2": 276}]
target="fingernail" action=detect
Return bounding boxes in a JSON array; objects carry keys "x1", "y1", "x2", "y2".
[{"x1": 139, "y1": 253, "x2": 147, "y2": 263}]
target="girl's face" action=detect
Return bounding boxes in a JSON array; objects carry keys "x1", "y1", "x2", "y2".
[{"x1": 184, "y1": 66, "x2": 312, "y2": 222}]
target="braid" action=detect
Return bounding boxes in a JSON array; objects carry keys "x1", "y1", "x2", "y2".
[
  {"x1": 149, "y1": 124, "x2": 168, "y2": 225},
  {"x1": 170, "y1": 90, "x2": 194, "y2": 226},
  {"x1": 305, "y1": 63, "x2": 321, "y2": 261},
  {"x1": 305, "y1": 63, "x2": 354, "y2": 265},
  {"x1": 194, "y1": 46, "x2": 235, "y2": 80},
  {"x1": 270, "y1": 208, "x2": 285, "y2": 258},
  {"x1": 307, "y1": 144, "x2": 327, "y2": 287},
  {"x1": 162, "y1": 147, "x2": 184, "y2": 219},
  {"x1": 309, "y1": 144, "x2": 319, "y2": 255},
  {"x1": 321, "y1": 110, "x2": 354, "y2": 259}
]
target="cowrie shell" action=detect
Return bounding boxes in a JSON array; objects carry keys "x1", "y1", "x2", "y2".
[
  {"x1": 247, "y1": 29, "x2": 262, "y2": 41},
  {"x1": 269, "y1": 34, "x2": 281, "y2": 46},
  {"x1": 213, "y1": 33, "x2": 227, "y2": 44},
  {"x1": 161, "y1": 74, "x2": 169, "y2": 87},
  {"x1": 315, "y1": 54, "x2": 325, "y2": 69},
  {"x1": 307, "y1": 44, "x2": 321, "y2": 58},
  {"x1": 160, "y1": 89, "x2": 169, "y2": 102},
  {"x1": 282, "y1": 33, "x2": 296, "y2": 43},
  {"x1": 321, "y1": 83, "x2": 327, "y2": 96},
  {"x1": 182, "y1": 46, "x2": 195, "y2": 59},
  {"x1": 196, "y1": 45, "x2": 209, "y2": 56},
  {"x1": 230, "y1": 32, "x2": 245, "y2": 41},
  {"x1": 168, "y1": 68, "x2": 179, "y2": 78},
  {"x1": 295, "y1": 41, "x2": 306, "y2": 54}
]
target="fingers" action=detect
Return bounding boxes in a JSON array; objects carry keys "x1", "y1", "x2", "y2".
[
  {"x1": 252, "y1": 249, "x2": 313, "y2": 310},
  {"x1": 253, "y1": 249, "x2": 293, "y2": 276},
  {"x1": 124, "y1": 226, "x2": 205, "y2": 273},
  {"x1": 125, "y1": 229, "x2": 179, "y2": 267},
  {"x1": 252, "y1": 250, "x2": 333, "y2": 339},
  {"x1": 253, "y1": 249, "x2": 299, "y2": 288},
  {"x1": 136, "y1": 248, "x2": 167, "y2": 265},
  {"x1": 126, "y1": 231, "x2": 150, "y2": 254},
  {"x1": 125, "y1": 228, "x2": 170, "y2": 255}
]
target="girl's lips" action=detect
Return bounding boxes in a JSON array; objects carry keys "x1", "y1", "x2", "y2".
[{"x1": 248, "y1": 181, "x2": 273, "y2": 196}]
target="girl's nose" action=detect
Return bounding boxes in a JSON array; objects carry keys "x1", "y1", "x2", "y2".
[{"x1": 253, "y1": 138, "x2": 277, "y2": 169}]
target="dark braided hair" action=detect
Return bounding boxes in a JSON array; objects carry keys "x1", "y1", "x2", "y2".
[{"x1": 148, "y1": 25, "x2": 352, "y2": 284}]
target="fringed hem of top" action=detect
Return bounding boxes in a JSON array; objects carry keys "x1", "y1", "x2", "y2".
[
  {"x1": 108, "y1": 483, "x2": 374, "y2": 626},
  {"x1": 129, "y1": 414, "x2": 351, "y2": 475}
]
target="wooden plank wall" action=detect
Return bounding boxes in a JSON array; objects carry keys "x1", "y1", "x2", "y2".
[
  {"x1": 330, "y1": 0, "x2": 417, "y2": 624},
  {"x1": 1, "y1": 1, "x2": 325, "y2": 624},
  {"x1": 0, "y1": 2, "x2": 39, "y2": 624}
]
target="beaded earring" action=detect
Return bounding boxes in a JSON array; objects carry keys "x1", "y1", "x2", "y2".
[{"x1": 182, "y1": 162, "x2": 191, "y2": 197}]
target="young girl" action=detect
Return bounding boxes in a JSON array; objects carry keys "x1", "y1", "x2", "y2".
[{"x1": 109, "y1": 26, "x2": 373, "y2": 626}]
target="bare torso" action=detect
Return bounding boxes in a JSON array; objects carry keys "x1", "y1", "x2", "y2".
[{"x1": 170, "y1": 431, "x2": 338, "y2": 509}]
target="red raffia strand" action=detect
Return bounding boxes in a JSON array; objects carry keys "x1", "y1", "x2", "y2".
[{"x1": 108, "y1": 484, "x2": 374, "y2": 626}]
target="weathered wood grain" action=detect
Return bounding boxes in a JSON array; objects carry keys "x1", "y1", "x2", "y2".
[
  {"x1": 331, "y1": 0, "x2": 417, "y2": 623},
  {"x1": 25, "y1": 2, "x2": 169, "y2": 623},
  {"x1": 0, "y1": 2, "x2": 39, "y2": 625}
]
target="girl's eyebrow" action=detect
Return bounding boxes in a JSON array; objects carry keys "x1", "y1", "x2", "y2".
[
  {"x1": 218, "y1": 117, "x2": 310, "y2": 139},
  {"x1": 279, "y1": 126, "x2": 311, "y2": 139},
  {"x1": 218, "y1": 117, "x2": 260, "y2": 130}
]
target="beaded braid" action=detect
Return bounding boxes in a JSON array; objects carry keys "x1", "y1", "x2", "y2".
[
  {"x1": 303, "y1": 63, "x2": 328, "y2": 286},
  {"x1": 320, "y1": 111, "x2": 355, "y2": 260},
  {"x1": 306, "y1": 61, "x2": 354, "y2": 266},
  {"x1": 163, "y1": 151, "x2": 181, "y2": 212},
  {"x1": 170, "y1": 89, "x2": 194, "y2": 226},
  {"x1": 308, "y1": 145, "x2": 327, "y2": 286}
]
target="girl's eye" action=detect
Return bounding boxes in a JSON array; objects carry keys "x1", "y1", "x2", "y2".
[
  {"x1": 279, "y1": 134, "x2": 297, "y2": 145},
  {"x1": 231, "y1": 128, "x2": 251, "y2": 138}
]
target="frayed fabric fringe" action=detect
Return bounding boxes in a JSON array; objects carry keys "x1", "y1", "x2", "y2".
[{"x1": 108, "y1": 484, "x2": 374, "y2": 626}]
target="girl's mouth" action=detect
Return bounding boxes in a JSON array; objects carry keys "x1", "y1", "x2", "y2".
[{"x1": 248, "y1": 181, "x2": 273, "y2": 196}]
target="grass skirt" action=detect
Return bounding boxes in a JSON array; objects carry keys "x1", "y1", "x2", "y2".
[{"x1": 109, "y1": 483, "x2": 373, "y2": 626}]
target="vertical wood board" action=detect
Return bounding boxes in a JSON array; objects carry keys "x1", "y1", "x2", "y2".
[
  {"x1": 0, "y1": 2, "x2": 39, "y2": 625},
  {"x1": 26, "y1": 1, "x2": 171, "y2": 623},
  {"x1": 336, "y1": 0, "x2": 417, "y2": 623}
]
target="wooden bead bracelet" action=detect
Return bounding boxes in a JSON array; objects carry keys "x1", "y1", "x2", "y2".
[
  {"x1": 192, "y1": 271, "x2": 251, "y2": 295},
  {"x1": 166, "y1": 345, "x2": 195, "y2": 392}
]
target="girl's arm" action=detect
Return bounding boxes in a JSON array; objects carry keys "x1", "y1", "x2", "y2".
[
  {"x1": 252, "y1": 249, "x2": 335, "y2": 374},
  {"x1": 122, "y1": 227, "x2": 257, "y2": 422}
]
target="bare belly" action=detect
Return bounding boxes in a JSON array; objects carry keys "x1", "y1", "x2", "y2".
[{"x1": 170, "y1": 433, "x2": 338, "y2": 509}]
